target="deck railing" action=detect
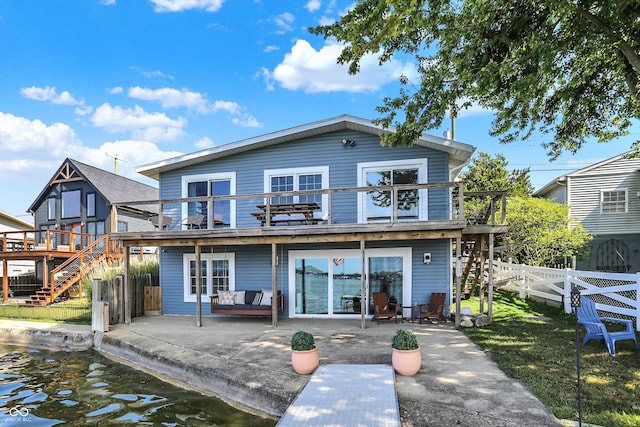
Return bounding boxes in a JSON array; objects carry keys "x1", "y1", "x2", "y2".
[
  {"x1": 111, "y1": 182, "x2": 505, "y2": 232},
  {"x1": 0, "y1": 229, "x2": 93, "y2": 253}
]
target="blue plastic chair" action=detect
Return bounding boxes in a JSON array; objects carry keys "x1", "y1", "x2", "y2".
[{"x1": 576, "y1": 296, "x2": 638, "y2": 356}]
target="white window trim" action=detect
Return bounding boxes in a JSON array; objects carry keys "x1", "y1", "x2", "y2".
[
  {"x1": 263, "y1": 166, "x2": 329, "y2": 217},
  {"x1": 357, "y1": 158, "x2": 428, "y2": 223},
  {"x1": 287, "y1": 247, "x2": 412, "y2": 318},
  {"x1": 182, "y1": 252, "x2": 235, "y2": 302},
  {"x1": 181, "y1": 172, "x2": 236, "y2": 228},
  {"x1": 600, "y1": 188, "x2": 628, "y2": 214}
]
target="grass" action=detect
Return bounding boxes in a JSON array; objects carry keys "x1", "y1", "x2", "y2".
[
  {"x1": 461, "y1": 291, "x2": 640, "y2": 427},
  {"x1": 0, "y1": 298, "x2": 91, "y2": 324}
]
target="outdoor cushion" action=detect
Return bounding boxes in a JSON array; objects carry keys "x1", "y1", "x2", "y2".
[
  {"x1": 218, "y1": 291, "x2": 235, "y2": 305},
  {"x1": 245, "y1": 291, "x2": 259, "y2": 305},
  {"x1": 252, "y1": 292, "x2": 263, "y2": 305},
  {"x1": 261, "y1": 290, "x2": 273, "y2": 306},
  {"x1": 234, "y1": 291, "x2": 246, "y2": 305}
]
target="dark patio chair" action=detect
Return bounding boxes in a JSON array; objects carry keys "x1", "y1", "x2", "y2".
[
  {"x1": 182, "y1": 214, "x2": 205, "y2": 229},
  {"x1": 372, "y1": 292, "x2": 399, "y2": 324},
  {"x1": 577, "y1": 296, "x2": 638, "y2": 356},
  {"x1": 149, "y1": 215, "x2": 173, "y2": 230},
  {"x1": 418, "y1": 292, "x2": 447, "y2": 325}
]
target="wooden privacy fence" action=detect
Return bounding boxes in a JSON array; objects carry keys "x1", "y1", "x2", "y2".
[
  {"x1": 95, "y1": 273, "x2": 160, "y2": 325},
  {"x1": 493, "y1": 260, "x2": 640, "y2": 330}
]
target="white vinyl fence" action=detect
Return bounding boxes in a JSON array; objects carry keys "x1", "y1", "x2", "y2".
[{"x1": 493, "y1": 260, "x2": 640, "y2": 331}]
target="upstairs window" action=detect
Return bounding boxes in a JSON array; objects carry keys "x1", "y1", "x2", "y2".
[
  {"x1": 265, "y1": 167, "x2": 328, "y2": 209},
  {"x1": 358, "y1": 159, "x2": 428, "y2": 223},
  {"x1": 47, "y1": 197, "x2": 56, "y2": 220},
  {"x1": 61, "y1": 190, "x2": 81, "y2": 218},
  {"x1": 87, "y1": 193, "x2": 96, "y2": 217},
  {"x1": 601, "y1": 190, "x2": 627, "y2": 214},
  {"x1": 182, "y1": 173, "x2": 236, "y2": 229}
]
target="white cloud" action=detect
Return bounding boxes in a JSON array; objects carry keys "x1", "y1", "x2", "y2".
[
  {"x1": 232, "y1": 114, "x2": 262, "y2": 128},
  {"x1": 210, "y1": 100, "x2": 241, "y2": 115},
  {"x1": 130, "y1": 66, "x2": 174, "y2": 80},
  {"x1": 194, "y1": 136, "x2": 214, "y2": 149},
  {"x1": 91, "y1": 103, "x2": 186, "y2": 142},
  {"x1": 271, "y1": 39, "x2": 417, "y2": 93},
  {"x1": 150, "y1": 0, "x2": 224, "y2": 13},
  {"x1": 109, "y1": 86, "x2": 124, "y2": 94},
  {"x1": 127, "y1": 86, "x2": 246, "y2": 119},
  {"x1": 0, "y1": 112, "x2": 82, "y2": 155},
  {"x1": 305, "y1": 0, "x2": 321, "y2": 12},
  {"x1": 263, "y1": 45, "x2": 279, "y2": 53},
  {"x1": 128, "y1": 86, "x2": 210, "y2": 113},
  {"x1": 273, "y1": 12, "x2": 294, "y2": 33},
  {"x1": 82, "y1": 139, "x2": 184, "y2": 183},
  {"x1": 100, "y1": 0, "x2": 116, "y2": 5},
  {"x1": 20, "y1": 86, "x2": 83, "y2": 106}
]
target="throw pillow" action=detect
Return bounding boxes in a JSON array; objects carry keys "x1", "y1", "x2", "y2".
[
  {"x1": 261, "y1": 290, "x2": 273, "y2": 306},
  {"x1": 252, "y1": 291, "x2": 263, "y2": 305},
  {"x1": 218, "y1": 290, "x2": 235, "y2": 305},
  {"x1": 233, "y1": 291, "x2": 245, "y2": 305}
]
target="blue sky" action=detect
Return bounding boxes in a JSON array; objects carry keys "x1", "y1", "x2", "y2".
[{"x1": 1, "y1": 0, "x2": 638, "y2": 221}]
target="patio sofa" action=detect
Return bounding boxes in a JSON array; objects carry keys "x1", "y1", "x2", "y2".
[{"x1": 210, "y1": 289, "x2": 284, "y2": 317}]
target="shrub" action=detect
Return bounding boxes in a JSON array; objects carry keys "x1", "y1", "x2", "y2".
[
  {"x1": 291, "y1": 330, "x2": 315, "y2": 351},
  {"x1": 392, "y1": 329, "x2": 419, "y2": 350}
]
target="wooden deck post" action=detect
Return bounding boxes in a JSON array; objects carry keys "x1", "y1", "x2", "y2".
[
  {"x1": 195, "y1": 245, "x2": 202, "y2": 327},
  {"x1": 124, "y1": 249, "x2": 131, "y2": 325},
  {"x1": 272, "y1": 243, "x2": 278, "y2": 327},
  {"x1": 2, "y1": 259, "x2": 8, "y2": 302},
  {"x1": 360, "y1": 240, "x2": 366, "y2": 329},
  {"x1": 488, "y1": 232, "x2": 494, "y2": 319},
  {"x1": 455, "y1": 236, "x2": 462, "y2": 328}
]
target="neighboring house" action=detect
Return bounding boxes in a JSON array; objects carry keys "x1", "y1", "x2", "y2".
[
  {"x1": 113, "y1": 115, "x2": 506, "y2": 322},
  {"x1": 0, "y1": 210, "x2": 35, "y2": 277},
  {"x1": 535, "y1": 151, "x2": 640, "y2": 273},
  {"x1": 0, "y1": 158, "x2": 159, "y2": 303}
]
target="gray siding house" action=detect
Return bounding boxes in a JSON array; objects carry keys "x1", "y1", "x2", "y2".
[
  {"x1": 114, "y1": 115, "x2": 504, "y2": 322},
  {"x1": 535, "y1": 151, "x2": 640, "y2": 272}
]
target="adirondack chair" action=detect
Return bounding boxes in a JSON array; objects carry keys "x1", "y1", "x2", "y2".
[
  {"x1": 371, "y1": 292, "x2": 399, "y2": 324},
  {"x1": 417, "y1": 292, "x2": 447, "y2": 325},
  {"x1": 576, "y1": 296, "x2": 638, "y2": 356}
]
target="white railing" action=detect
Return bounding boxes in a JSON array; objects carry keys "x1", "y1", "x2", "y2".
[{"x1": 493, "y1": 260, "x2": 640, "y2": 330}]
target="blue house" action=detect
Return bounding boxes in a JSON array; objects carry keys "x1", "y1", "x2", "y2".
[{"x1": 113, "y1": 115, "x2": 505, "y2": 325}]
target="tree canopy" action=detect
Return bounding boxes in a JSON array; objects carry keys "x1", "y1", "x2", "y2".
[
  {"x1": 311, "y1": 0, "x2": 640, "y2": 159},
  {"x1": 459, "y1": 152, "x2": 591, "y2": 266},
  {"x1": 460, "y1": 152, "x2": 533, "y2": 196}
]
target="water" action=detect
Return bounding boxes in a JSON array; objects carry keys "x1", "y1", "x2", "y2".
[{"x1": 0, "y1": 344, "x2": 276, "y2": 426}]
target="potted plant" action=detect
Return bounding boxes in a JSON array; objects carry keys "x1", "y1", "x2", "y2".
[
  {"x1": 391, "y1": 329, "x2": 421, "y2": 376},
  {"x1": 291, "y1": 330, "x2": 319, "y2": 375}
]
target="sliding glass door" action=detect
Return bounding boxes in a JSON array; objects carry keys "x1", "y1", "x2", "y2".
[{"x1": 290, "y1": 248, "x2": 410, "y2": 318}]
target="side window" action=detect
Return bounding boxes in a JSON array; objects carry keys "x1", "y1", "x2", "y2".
[
  {"x1": 183, "y1": 253, "x2": 235, "y2": 302},
  {"x1": 87, "y1": 193, "x2": 96, "y2": 217},
  {"x1": 47, "y1": 197, "x2": 56, "y2": 220},
  {"x1": 601, "y1": 190, "x2": 627, "y2": 214}
]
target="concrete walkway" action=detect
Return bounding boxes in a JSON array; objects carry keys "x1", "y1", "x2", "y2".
[{"x1": 88, "y1": 316, "x2": 563, "y2": 426}]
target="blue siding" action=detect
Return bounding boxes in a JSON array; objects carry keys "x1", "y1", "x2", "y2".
[
  {"x1": 159, "y1": 130, "x2": 449, "y2": 228},
  {"x1": 157, "y1": 128, "x2": 455, "y2": 316},
  {"x1": 160, "y1": 240, "x2": 452, "y2": 317}
]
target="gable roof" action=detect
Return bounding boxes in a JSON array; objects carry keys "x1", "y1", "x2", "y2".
[
  {"x1": 136, "y1": 114, "x2": 475, "y2": 180},
  {"x1": 534, "y1": 150, "x2": 638, "y2": 197},
  {"x1": 28, "y1": 158, "x2": 159, "y2": 213}
]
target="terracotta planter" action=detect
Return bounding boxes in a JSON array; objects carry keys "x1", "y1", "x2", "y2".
[
  {"x1": 392, "y1": 347, "x2": 421, "y2": 376},
  {"x1": 291, "y1": 347, "x2": 319, "y2": 375}
]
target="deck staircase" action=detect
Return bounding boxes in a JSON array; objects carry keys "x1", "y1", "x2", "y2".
[{"x1": 24, "y1": 235, "x2": 122, "y2": 306}]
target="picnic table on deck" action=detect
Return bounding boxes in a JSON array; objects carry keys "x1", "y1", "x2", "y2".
[{"x1": 252, "y1": 202, "x2": 321, "y2": 226}]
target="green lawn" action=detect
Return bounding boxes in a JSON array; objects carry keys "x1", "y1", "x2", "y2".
[{"x1": 462, "y1": 291, "x2": 640, "y2": 427}]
